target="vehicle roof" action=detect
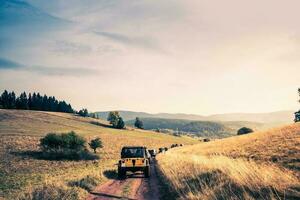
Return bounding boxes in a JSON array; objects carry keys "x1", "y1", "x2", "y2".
[{"x1": 121, "y1": 146, "x2": 146, "y2": 149}]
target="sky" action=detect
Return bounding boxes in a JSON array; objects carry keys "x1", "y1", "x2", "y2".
[{"x1": 0, "y1": 0, "x2": 299, "y2": 115}]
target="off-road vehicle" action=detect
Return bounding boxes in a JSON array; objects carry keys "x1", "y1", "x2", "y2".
[
  {"x1": 118, "y1": 146, "x2": 151, "y2": 179},
  {"x1": 148, "y1": 149, "x2": 156, "y2": 158}
]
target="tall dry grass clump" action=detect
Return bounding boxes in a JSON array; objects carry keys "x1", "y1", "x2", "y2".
[{"x1": 158, "y1": 153, "x2": 299, "y2": 200}]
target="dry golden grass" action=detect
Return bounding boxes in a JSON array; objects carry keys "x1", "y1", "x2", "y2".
[
  {"x1": 157, "y1": 123, "x2": 300, "y2": 200},
  {"x1": 0, "y1": 109, "x2": 198, "y2": 199}
]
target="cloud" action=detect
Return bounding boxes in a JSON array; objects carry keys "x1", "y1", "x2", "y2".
[
  {"x1": 52, "y1": 40, "x2": 92, "y2": 55},
  {"x1": 0, "y1": 58, "x2": 23, "y2": 69},
  {"x1": 0, "y1": 58, "x2": 97, "y2": 77},
  {"x1": 94, "y1": 31, "x2": 162, "y2": 52}
]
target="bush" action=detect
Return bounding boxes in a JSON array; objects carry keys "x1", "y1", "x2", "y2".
[
  {"x1": 237, "y1": 127, "x2": 253, "y2": 135},
  {"x1": 39, "y1": 131, "x2": 98, "y2": 160},
  {"x1": 89, "y1": 137, "x2": 103, "y2": 153},
  {"x1": 40, "y1": 131, "x2": 86, "y2": 153}
]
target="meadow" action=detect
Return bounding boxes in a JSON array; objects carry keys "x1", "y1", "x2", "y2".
[
  {"x1": 0, "y1": 109, "x2": 197, "y2": 199},
  {"x1": 157, "y1": 123, "x2": 300, "y2": 199}
]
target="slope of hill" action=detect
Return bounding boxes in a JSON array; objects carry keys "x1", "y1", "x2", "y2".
[
  {"x1": 157, "y1": 123, "x2": 300, "y2": 199},
  {"x1": 0, "y1": 109, "x2": 197, "y2": 199},
  {"x1": 126, "y1": 118, "x2": 264, "y2": 138},
  {"x1": 96, "y1": 110, "x2": 294, "y2": 125}
]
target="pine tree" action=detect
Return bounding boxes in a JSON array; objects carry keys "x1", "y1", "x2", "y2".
[
  {"x1": 16, "y1": 92, "x2": 28, "y2": 109},
  {"x1": 1, "y1": 90, "x2": 9, "y2": 108},
  {"x1": 8, "y1": 91, "x2": 16, "y2": 109}
]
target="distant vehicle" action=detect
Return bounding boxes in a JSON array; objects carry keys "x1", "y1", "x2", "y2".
[
  {"x1": 159, "y1": 147, "x2": 165, "y2": 153},
  {"x1": 118, "y1": 146, "x2": 151, "y2": 179},
  {"x1": 148, "y1": 149, "x2": 157, "y2": 158},
  {"x1": 171, "y1": 144, "x2": 178, "y2": 148}
]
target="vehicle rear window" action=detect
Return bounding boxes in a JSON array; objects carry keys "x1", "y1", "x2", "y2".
[{"x1": 121, "y1": 148, "x2": 145, "y2": 158}]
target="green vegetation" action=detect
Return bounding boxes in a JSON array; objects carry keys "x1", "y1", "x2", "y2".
[
  {"x1": 134, "y1": 117, "x2": 144, "y2": 129},
  {"x1": 40, "y1": 131, "x2": 97, "y2": 160},
  {"x1": 237, "y1": 127, "x2": 253, "y2": 135},
  {"x1": 127, "y1": 118, "x2": 234, "y2": 138},
  {"x1": 0, "y1": 90, "x2": 73, "y2": 113},
  {"x1": 88, "y1": 137, "x2": 103, "y2": 153},
  {"x1": 107, "y1": 111, "x2": 125, "y2": 129},
  {"x1": 77, "y1": 108, "x2": 89, "y2": 117}
]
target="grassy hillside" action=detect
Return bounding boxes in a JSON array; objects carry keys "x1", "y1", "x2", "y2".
[
  {"x1": 126, "y1": 118, "x2": 264, "y2": 138},
  {"x1": 0, "y1": 109, "x2": 198, "y2": 199},
  {"x1": 157, "y1": 123, "x2": 300, "y2": 199}
]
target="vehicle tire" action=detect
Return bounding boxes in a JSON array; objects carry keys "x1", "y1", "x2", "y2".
[
  {"x1": 144, "y1": 166, "x2": 150, "y2": 178},
  {"x1": 118, "y1": 167, "x2": 126, "y2": 179}
]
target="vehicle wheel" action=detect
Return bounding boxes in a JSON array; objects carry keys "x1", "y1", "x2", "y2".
[
  {"x1": 118, "y1": 167, "x2": 126, "y2": 179},
  {"x1": 144, "y1": 166, "x2": 150, "y2": 178}
]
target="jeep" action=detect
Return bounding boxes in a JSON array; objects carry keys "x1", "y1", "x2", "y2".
[{"x1": 118, "y1": 146, "x2": 151, "y2": 179}]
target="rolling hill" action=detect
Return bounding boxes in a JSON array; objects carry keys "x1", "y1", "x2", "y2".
[
  {"x1": 157, "y1": 123, "x2": 300, "y2": 199},
  {"x1": 0, "y1": 109, "x2": 197, "y2": 199},
  {"x1": 126, "y1": 118, "x2": 264, "y2": 138},
  {"x1": 95, "y1": 110, "x2": 294, "y2": 125}
]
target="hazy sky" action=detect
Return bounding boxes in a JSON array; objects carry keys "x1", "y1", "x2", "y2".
[{"x1": 0, "y1": 0, "x2": 299, "y2": 115}]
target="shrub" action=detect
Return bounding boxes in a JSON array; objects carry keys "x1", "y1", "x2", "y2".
[
  {"x1": 40, "y1": 131, "x2": 86, "y2": 153},
  {"x1": 237, "y1": 127, "x2": 253, "y2": 135},
  {"x1": 39, "y1": 131, "x2": 98, "y2": 160},
  {"x1": 89, "y1": 137, "x2": 103, "y2": 153}
]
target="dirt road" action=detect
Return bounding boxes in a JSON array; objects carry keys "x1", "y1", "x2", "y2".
[{"x1": 87, "y1": 161, "x2": 160, "y2": 200}]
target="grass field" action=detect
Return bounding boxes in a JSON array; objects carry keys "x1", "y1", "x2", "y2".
[
  {"x1": 157, "y1": 123, "x2": 300, "y2": 200},
  {"x1": 0, "y1": 109, "x2": 198, "y2": 199}
]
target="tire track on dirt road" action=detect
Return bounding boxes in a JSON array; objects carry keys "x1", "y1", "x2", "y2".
[{"x1": 87, "y1": 160, "x2": 160, "y2": 200}]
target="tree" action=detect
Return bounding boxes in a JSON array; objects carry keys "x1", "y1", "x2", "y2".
[
  {"x1": 8, "y1": 91, "x2": 16, "y2": 109},
  {"x1": 89, "y1": 137, "x2": 103, "y2": 153},
  {"x1": 78, "y1": 108, "x2": 89, "y2": 117},
  {"x1": 0, "y1": 90, "x2": 9, "y2": 108},
  {"x1": 107, "y1": 111, "x2": 120, "y2": 127},
  {"x1": 134, "y1": 117, "x2": 144, "y2": 129},
  {"x1": 107, "y1": 111, "x2": 125, "y2": 129},
  {"x1": 1, "y1": 90, "x2": 74, "y2": 113},
  {"x1": 16, "y1": 92, "x2": 28, "y2": 110},
  {"x1": 237, "y1": 127, "x2": 253, "y2": 135},
  {"x1": 116, "y1": 117, "x2": 125, "y2": 129}
]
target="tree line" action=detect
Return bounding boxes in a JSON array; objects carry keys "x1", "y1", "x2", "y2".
[{"x1": 0, "y1": 90, "x2": 74, "y2": 113}]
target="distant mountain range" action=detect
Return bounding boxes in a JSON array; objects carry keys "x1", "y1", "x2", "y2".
[
  {"x1": 95, "y1": 110, "x2": 294, "y2": 138},
  {"x1": 95, "y1": 110, "x2": 294, "y2": 124}
]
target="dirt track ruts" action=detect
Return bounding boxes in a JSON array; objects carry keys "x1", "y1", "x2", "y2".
[{"x1": 87, "y1": 160, "x2": 160, "y2": 200}]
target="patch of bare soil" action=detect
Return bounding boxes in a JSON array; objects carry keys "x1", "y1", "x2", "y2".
[{"x1": 87, "y1": 161, "x2": 160, "y2": 200}]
